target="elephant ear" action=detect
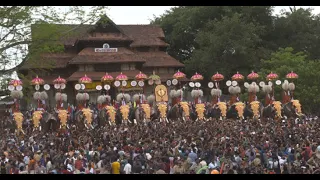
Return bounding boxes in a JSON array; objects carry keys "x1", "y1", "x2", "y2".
[
  {"x1": 288, "y1": 83, "x2": 295, "y2": 91},
  {"x1": 211, "y1": 88, "x2": 217, "y2": 96},
  {"x1": 282, "y1": 80, "x2": 289, "y2": 91},
  {"x1": 33, "y1": 92, "x2": 41, "y2": 100},
  {"x1": 147, "y1": 95, "x2": 155, "y2": 104},
  {"x1": 76, "y1": 93, "x2": 84, "y2": 102},
  {"x1": 10, "y1": 90, "x2": 20, "y2": 99},
  {"x1": 191, "y1": 90, "x2": 197, "y2": 98},
  {"x1": 105, "y1": 95, "x2": 111, "y2": 102},
  {"x1": 235, "y1": 86, "x2": 241, "y2": 94},
  {"x1": 228, "y1": 86, "x2": 234, "y2": 95},
  {"x1": 169, "y1": 90, "x2": 177, "y2": 98},
  {"x1": 83, "y1": 93, "x2": 90, "y2": 101},
  {"x1": 124, "y1": 94, "x2": 131, "y2": 102},
  {"x1": 62, "y1": 93, "x2": 67, "y2": 102},
  {"x1": 116, "y1": 93, "x2": 123, "y2": 102},
  {"x1": 198, "y1": 90, "x2": 203, "y2": 97},
  {"x1": 176, "y1": 89, "x2": 183, "y2": 97},
  {"x1": 40, "y1": 91, "x2": 48, "y2": 100},
  {"x1": 55, "y1": 92, "x2": 62, "y2": 102},
  {"x1": 133, "y1": 94, "x2": 140, "y2": 101},
  {"x1": 97, "y1": 95, "x2": 105, "y2": 104}
]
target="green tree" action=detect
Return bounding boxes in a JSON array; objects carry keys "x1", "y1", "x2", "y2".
[
  {"x1": 260, "y1": 47, "x2": 320, "y2": 113},
  {"x1": 0, "y1": 6, "x2": 108, "y2": 97},
  {"x1": 271, "y1": 7, "x2": 320, "y2": 59},
  {"x1": 151, "y1": 6, "x2": 274, "y2": 65}
]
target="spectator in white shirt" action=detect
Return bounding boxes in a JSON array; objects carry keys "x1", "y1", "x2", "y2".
[{"x1": 123, "y1": 161, "x2": 132, "y2": 174}]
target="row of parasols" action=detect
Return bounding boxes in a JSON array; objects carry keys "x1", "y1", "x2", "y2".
[
  {"x1": 188, "y1": 71, "x2": 298, "y2": 83},
  {"x1": 7, "y1": 70, "x2": 298, "y2": 90}
]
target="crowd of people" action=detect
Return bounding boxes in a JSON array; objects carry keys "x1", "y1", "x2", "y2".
[{"x1": 1, "y1": 102, "x2": 320, "y2": 174}]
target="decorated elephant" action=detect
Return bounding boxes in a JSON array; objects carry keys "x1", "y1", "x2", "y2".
[
  {"x1": 75, "y1": 92, "x2": 93, "y2": 130},
  {"x1": 167, "y1": 89, "x2": 184, "y2": 121},
  {"x1": 133, "y1": 94, "x2": 155, "y2": 123},
  {"x1": 206, "y1": 88, "x2": 226, "y2": 120},
  {"x1": 13, "y1": 112, "x2": 25, "y2": 135},
  {"x1": 260, "y1": 83, "x2": 276, "y2": 119},
  {"x1": 116, "y1": 93, "x2": 133, "y2": 124},
  {"x1": 243, "y1": 82, "x2": 262, "y2": 120},
  {"x1": 97, "y1": 94, "x2": 112, "y2": 127},
  {"x1": 55, "y1": 92, "x2": 69, "y2": 129},
  {"x1": 226, "y1": 85, "x2": 244, "y2": 119}
]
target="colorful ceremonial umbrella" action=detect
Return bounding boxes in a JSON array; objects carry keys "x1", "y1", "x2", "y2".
[
  {"x1": 9, "y1": 79, "x2": 23, "y2": 87},
  {"x1": 79, "y1": 74, "x2": 92, "y2": 84},
  {"x1": 247, "y1": 71, "x2": 259, "y2": 81},
  {"x1": 31, "y1": 75, "x2": 45, "y2": 85},
  {"x1": 101, "y1": 73, "x2": 114, "y2": 83},
  {"x1": 135, "y1": 71, "x2": 148, "y2": 81},
  {"x1": 191, "y1": 72, "x2": 203, "y2": 82},
  {"x1": 211, "y1": 72, "x2": 224, "y2": 82},
  {"x1": 232, "y1": 72, "x2": 244, "y2": 82},
  {"x1": 173, "y1": 70, "x2": 186, "y2": 80},
  {"x1": 115, "y1": 72, "x2": 128, "y2": 81},
  {"x1": 53, "y1": 76, "x2": 67, "y2": 84},
  {"x1": 286, "y1": 71, "x2": 298, "y2": 80},
  {"x1": 149, "y1": 71, "x2": 160, "y2": 81},
  {"x1": 266, "y1": 72, "x2": 278, "y2": 81}
]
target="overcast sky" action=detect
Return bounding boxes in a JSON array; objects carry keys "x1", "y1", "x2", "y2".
[{"x1": 106, "y1": 6, "x2": 320, "y2": 24}]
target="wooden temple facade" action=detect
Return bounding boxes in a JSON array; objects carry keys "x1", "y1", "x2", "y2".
[{"x1": 19, "y1": 15, "x2": 185, "y2": 108}]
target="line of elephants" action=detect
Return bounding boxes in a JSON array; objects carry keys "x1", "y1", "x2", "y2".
[{"x1": 3, "y1": 98, "x2": 305, "y2": 136}]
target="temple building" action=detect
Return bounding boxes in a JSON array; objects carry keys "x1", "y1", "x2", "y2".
[{"x1": 18, "y1": 15, "x2": 185, "y2": 108}]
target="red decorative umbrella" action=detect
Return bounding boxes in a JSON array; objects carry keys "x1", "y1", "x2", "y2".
[
  {"x1": 53, "y1": 76, "x2": 67, "y2": 84},
  {"x1": 173, "y1": 70, "x2": 186, "y2": 80},
  {"x1": 31, "y1": 75, "x2": 44, "y2": 85},
  {"x1": 101, "y1": 73, "x2": 114, "y2": 83},
  {"x1": 247, "y1": 71, "x2": 259, "y2": 81},
  {"x1": 191, "y1": 72, "x2": 203, "y2": 82},
  {"x1": 211, "y1": 72, "x2": 224, "y2": 82},
  {"x1": 135, "y1": 71, "x2": 148, "y2": 81},
  {"x1": 79, "y1": 74, "x2": 92, "y2": 84},
  {"x1": 286, "y1": 71, "x2": 298, "y2": 80},
  {"x1": 232, "y1": 72, "x2": 244, "y2": 81},
  {"x1": 266, "y1": 72, "x2": 278, "y2": 81},
  {"x1": 9, "y1": 79, "x2": 22, "y2": 87},
  {"x1": 116, "y1": 72, "x2": 128, "y2": 81}
]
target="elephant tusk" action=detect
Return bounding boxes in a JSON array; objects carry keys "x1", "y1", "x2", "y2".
[
  {"x1": 134, "y1": 119, "x2": 137, "y2": 124},
  {"x1": 39, "y1": 126, "x2": 41, "y2": 131},
  {"x1": 183, "y1": 117, "x2": 185, "y2": 121},
  {"x1": 85, "y1": 124, "x2": 88, "y2": 129},
  {"x1": 160, "y1": 118, "x2": 162, "y2": 122},
  {"x1": 196, "y1": 118, "x2": 198, "y2": 121},
  {"x1": 109, "y1": 121, "x2": 111, "y2": 126},
  {"x1": 166, "y1": 118, "x2": 169, "y2": 123},
  {"x1": 67, "y1": 124, "x2": 69, "y2": 129},
  {"x1": 220, "y1": 116, "x2": 222, "y2": 121},
  {"x1": 128, "y1": 120, "x2": 132, "y2": 124}
]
